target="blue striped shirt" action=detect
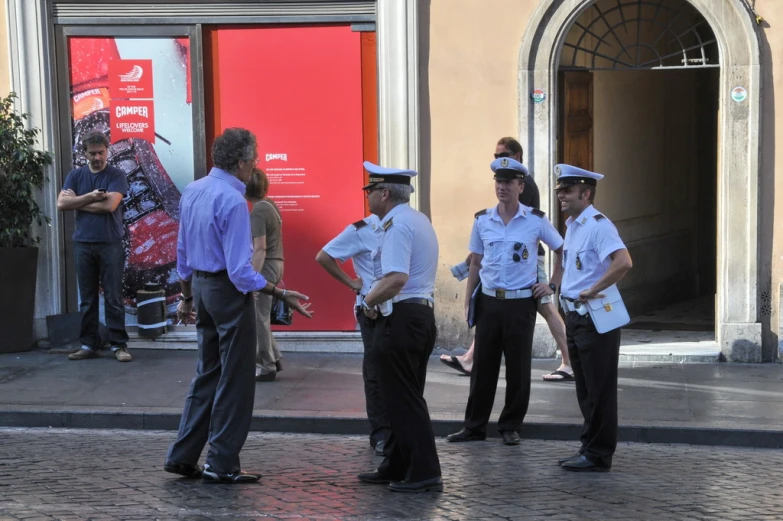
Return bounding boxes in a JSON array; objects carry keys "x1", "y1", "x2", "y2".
[{"x1": 177, "y1": 168, "x2": 267, "y2": 294}]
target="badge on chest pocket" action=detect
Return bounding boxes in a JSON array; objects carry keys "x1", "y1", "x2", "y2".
[{"x1": 512, "y1": 242, "x2": 528, "y2": 263}]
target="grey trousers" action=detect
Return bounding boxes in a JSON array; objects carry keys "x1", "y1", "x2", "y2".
[
  {"x1": 166, "y1": 272, "x2": 256, "y2": 474},
  {"x1": 254, "y1": 259, "x2": 284, "y2": 375}
]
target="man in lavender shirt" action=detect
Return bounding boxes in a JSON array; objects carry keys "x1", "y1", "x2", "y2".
[{"x1": 164, "y1": 128, "x2": 312, "y2": 484}]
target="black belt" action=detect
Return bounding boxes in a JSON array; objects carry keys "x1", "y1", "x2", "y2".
[
  {"x1": 395, "y1": 298, "x2": 434, "y2": 308},
  {"x1": 194, "y1": 269, "x2": 228, "y2": 278}
]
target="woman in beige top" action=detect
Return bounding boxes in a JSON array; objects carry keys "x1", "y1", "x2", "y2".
[{"x1": 245, "y1": 169, "x2": 285, "y2": 381}]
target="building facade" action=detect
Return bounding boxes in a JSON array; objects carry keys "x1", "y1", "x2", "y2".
[{"x1": 4, "y1": 0, "x2": 780, "y2": 362}]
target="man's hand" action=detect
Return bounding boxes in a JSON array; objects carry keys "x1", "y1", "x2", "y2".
[
  {"x1": 532, "y1": 282, "x2": 554, "y2": 299},
  {"x1": 176, "y1": 300, "x2": 196, "y2": 324},
  {"x1": 283, "y1": 289, "x2": 314, "y2": 318},
  {"x1": 348, "y1": 277, "x2": 363, "y2": 293},
  {"x1": 363, "y1": 304, "x2": 379, "y2": 320},
  {"x1": 578, "y1": 288, "x2": 605, "y2": 301}
]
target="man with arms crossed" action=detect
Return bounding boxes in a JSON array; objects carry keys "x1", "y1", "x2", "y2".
[{"x1": 58, "y1": 131, "x2": 131, "y2": 362}]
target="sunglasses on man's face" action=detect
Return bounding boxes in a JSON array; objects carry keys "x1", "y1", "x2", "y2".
[{"x1": 494, "y1": 151, "x2": 512, "y2": 159}]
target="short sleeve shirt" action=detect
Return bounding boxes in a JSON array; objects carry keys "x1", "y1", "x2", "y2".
[
  {"x1": 376, "y1": 204, "x2": 439, "y2": 298},
  {"x1": 249, "y1": 199, "x2": 284, "y2": 261},
  {"x1": 469, "y1": 204, "x2": 563, "y2": 290},
  {"x1": 62, "y1": 165, "x2": 128, "y2": 242},
  {"x1": 518, "y1": 173, "x2": 545, "y2": 255},
  {"x1": 560, "y1": 205, "x2": 627, "y2": 299},
  {"x1": 322, "y1": 214, "x2": 381, "y2": 296}
]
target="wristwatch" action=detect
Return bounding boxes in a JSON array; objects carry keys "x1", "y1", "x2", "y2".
[
  {"x1": 361, "y1": 299, "x2": 374, "y2": 312},
  {"x1": 178, "y1": 295, "x2": 193, "y2": 303},
  {"x1": 548, "y1": 283, "x2": 557, "y2": 293}
]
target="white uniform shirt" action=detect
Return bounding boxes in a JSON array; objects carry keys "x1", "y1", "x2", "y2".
[
  {"x1": 469, "y1": 204, "x2": 564, "y2": 290},
  {"x1": 322, "y1": 214, "x2": 381, "y2": 296},
  {"x1": 560, "y1": 204, "x2": 626, "y2": 299},
  {"x1": 375, "y1": 203, "x2": 439, "y2": 300}
]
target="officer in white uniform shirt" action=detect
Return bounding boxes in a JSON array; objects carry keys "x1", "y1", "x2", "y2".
[
  {"x1": 554, "y1": 164, "x2": 632, "y2": 473},
  {"x1": 447, "y1": 157, "x2": 564, "y2": 446},
  {"x1": 356, "y1": 161, "x2": 442, "y2": 493},
  {"x1": 315, "y1": 214, "x2": 391, "y2": 456}
]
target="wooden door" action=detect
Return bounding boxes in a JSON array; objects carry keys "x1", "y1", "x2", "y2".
[{"x1": 558, "y1": 71, "x2": 593, "y2": 232}]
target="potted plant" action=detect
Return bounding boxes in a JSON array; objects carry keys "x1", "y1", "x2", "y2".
[{"x1": 0, "y1": 92, "x2": 53, "y2": 353}]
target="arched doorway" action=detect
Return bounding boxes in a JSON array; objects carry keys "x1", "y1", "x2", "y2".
[{"x1": 519, "y1": 0, "x2": 762, "y2": 361}]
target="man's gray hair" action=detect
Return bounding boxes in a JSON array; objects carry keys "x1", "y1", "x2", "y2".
[
  {"x1": 212, "y1": 128, "x2": 257, "y2": 173},
  {"x1": 377, "y1": 183, "x2": 413, "y2": 204}
]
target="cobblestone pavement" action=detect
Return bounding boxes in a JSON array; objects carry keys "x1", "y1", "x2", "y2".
[{"x1": 1, "y1": 428, "x2": 782, "y2": 521}]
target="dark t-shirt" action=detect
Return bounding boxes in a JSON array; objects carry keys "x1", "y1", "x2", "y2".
[
  {"x1": 63, "y1": 165, "x2": 128, "y2": 242},
  {"x1": 518, "y1": 174, "x2": 546, "y2": 255}
]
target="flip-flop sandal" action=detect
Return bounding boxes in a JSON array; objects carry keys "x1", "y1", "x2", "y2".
[
  {"x1": 543, "y1": 370, "x2": 574, "y2": 382},
  {"x1": 440, "y1": 355, "x2": 471, "y2": 376}
]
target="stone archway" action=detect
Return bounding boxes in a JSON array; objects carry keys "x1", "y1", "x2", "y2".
[{"x1": 518, "y1": 0, "x2": 762, "y2": 361}]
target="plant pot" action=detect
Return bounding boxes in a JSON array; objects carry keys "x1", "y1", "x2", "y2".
[{"x1": 0, "y1": 247, "x2": 39, "y2": 353}]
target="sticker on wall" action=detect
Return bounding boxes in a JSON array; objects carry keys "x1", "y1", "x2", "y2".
[
  {"x1": 731, "y1": 86, "x2": 748, "y2": 103},
  {"x1": 531, "y1": 88, "x2": 546, "y2": 104}
]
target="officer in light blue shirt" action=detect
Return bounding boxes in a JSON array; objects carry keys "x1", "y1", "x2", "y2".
[
  {"x1": 356, "y1": 161, "x2": 442, "y2": 493},
  {"x1": 554, "y1": 164, "x2": 632, "y2": 473},
  {"x1": 447, "y1": 157, "x2": 564, "y2": 447},
  {"x1": 316, "y1": 213, "x2": 391, "y2": 455}
]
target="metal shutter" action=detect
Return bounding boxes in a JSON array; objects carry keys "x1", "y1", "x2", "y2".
[{"x1": 52, "y1": 1, "x2": 376, "y2": 24}]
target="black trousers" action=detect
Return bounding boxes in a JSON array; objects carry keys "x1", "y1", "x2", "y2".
[
  {"x1": 73, "y1": 241, "x2": 128, "y2": 349},
  {"x1": 167, "y1": 273, "x2": 257, "y2": 474},
  {"x1": 565, "y1": 312, "x2": 621, "y2": 468},
  {"x1": 356, "y1": 310, "x2": 391, "y2": 446},
  {"x1": 464, "y1": 292, "x2": 537, "y2": 433},
  {"x1": 373, "y1": 303, "x2": 441, "y2": 482}
]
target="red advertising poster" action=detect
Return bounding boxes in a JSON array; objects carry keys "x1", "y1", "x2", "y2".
[
  {"x1": 109, "y1": 59, "x2": 154, "y2": 98},
  {"x1": 111, "y1": 100, "x2": 155, "y2": 143},
  {"x1": 68, "y1": 37, "x2": 194, "y2": 325},
  {"x1": 207, "y1": 25, "x2": 365, "y2": 332}
]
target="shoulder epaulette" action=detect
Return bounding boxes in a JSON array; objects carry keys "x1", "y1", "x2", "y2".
[
  {"x1": 474, "y1": 209, "x2": 488, "y2": 218},
  {"x1": 383, "y1": 218, "x2": 394, "y2": 231},
  {"x1": 352, "y1": 219, "x2": 368, "y2": 229},
  {"x1": 531, "y1": 209, "x2": 545, "y2": 218},
  {"x1": 594, "y1": 214, "x2": 606, "y2": 221}
]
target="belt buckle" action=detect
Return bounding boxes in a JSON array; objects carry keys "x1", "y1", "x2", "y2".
[{"x1": 496, "y1": 289, "x2": 506, "y2": 299}]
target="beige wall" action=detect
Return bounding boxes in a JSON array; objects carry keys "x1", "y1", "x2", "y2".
[
  {"x1": 424, "y1": 0, "x2": 538, "y2": 347},
  {"x1": 424, "y1": 0, "x2": 780, "y2": 357},
  {"x1": 0, "y1": 0, "x2": 10, "y2": 96},
  {"x1": 755, "y1": 0, "x2": 783, "y2": 359}
]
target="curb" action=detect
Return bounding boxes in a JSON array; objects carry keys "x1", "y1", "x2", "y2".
[{"x1": 2, "y1": 410, "x2": 781, "y2": 449}]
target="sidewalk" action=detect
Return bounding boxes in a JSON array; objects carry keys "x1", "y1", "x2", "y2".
[{"x1": 1, "y1": 348, "x2": 781, "y2": 448}]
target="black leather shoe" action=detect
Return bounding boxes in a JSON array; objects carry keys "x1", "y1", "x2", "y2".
[
  {"x1": 163, "y1": 460, "x2": 202, "y2": 478},
  {"x1": 357, "y1": 470, "x2": 394, "y2": 484},
  {"x1": 374, "y1": 440, "x2": 386, "y2": 456},
  {"x1": 275, "y1": 359, "x2": 283, "y2": 372},
  {"x1": 446, "y1": 428, "x2": 486, "y2": 442},
  {"x1": 388, "y1": 476, "x2": 443, "y2": 493},
  {"x1": 202, "y1": 465, "x2": 262, "y2": 483},
  {"x1": 561, "y1": 455, "x2": 610, "y2": 472},
  {"x1": 501, "y1": 430, "x2": 521, "y2": 446},
  {"x1": 557, "y1": 452, "x2": 583, "y2": 465}
]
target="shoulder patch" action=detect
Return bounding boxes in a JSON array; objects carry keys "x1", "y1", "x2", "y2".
[
  {"x1": 352, "y1": 219, "x2": 368, "y2": 229},
  {"x1": 383, "y1": 218, "x2": 394, "y2": 231},
  {"x1": 474, "y1": 209, "x2": 488, "y2": 218},
  {"x1": 531, "y1": 209, "x2": 545, "y2": 218},
  {"x1": 594, "y1": 214, "x2": 606, "y2": 221}
]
